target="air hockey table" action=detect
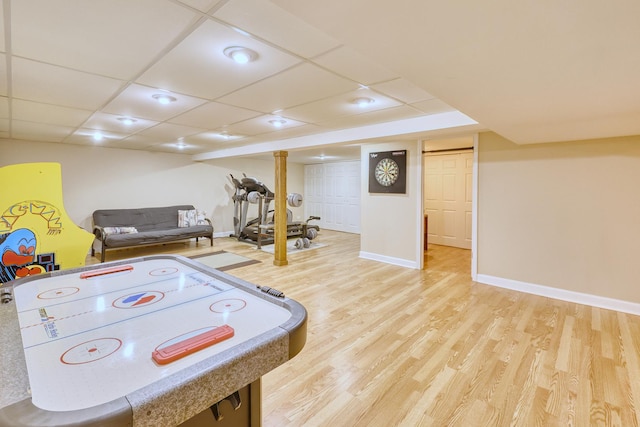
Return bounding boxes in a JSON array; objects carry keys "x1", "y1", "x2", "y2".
[{"x1": 0, "y1": 255, "x2": 307, "y2": 427}]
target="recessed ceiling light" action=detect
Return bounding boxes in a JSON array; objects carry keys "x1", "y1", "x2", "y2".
[
  {"x1": 269, "y1": 119, "x2": 286, "y2": 128},
  {"x1": 351, "y1": 97, "x2": 375, "y2": 107},
  {"x1": 92, "y1": 132, "x2": 104, "y2": 142},
  {"x1": 223, "y1": 46, "x2": 258, "y2": 64},
  {"x1": 117, "y1": 117, "x2": 137, "y2": 125},
  {"x1": 152, "y1": 94, "x2": 177, "y2": 105}
]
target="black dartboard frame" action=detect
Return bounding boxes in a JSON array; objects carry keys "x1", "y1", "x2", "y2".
[{"x1": 368, "y1": 150, "x2": 407, "y2": 194}]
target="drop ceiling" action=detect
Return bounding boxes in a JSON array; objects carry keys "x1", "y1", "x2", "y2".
[
  {"x1": 3, "y1": 0, "x2": 636, "y2": 164},
  {"x1": 273, "y1": 0, "x2": 640, "y2": 145}
]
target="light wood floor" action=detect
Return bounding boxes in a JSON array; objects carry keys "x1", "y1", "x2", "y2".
[{"x1": 88, "y1": 231, "x2": 640, "y2": 427}]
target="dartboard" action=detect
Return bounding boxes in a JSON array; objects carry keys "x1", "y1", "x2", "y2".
[{"x1": 374, "y1": 158, "x2": 400, "y2": 186}]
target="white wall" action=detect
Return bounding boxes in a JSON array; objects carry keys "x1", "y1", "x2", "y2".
[
  {"x1": 359, "y1": 140, "x2": 422, "y2": 268},
  {"x1": 477, "y1": 132, "x2": 640, "y2": 308},
  {"x1": 0, "y1": 140, "x2": 304, "y2": 235}
]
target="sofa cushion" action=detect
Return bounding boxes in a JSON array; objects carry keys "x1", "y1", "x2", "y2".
[
  {"x1": 93, "y1": 205, "x2": 196, "y2": 232},
  {"x1": 103, "y1": 225, "x2": 213, "y2": 248}
]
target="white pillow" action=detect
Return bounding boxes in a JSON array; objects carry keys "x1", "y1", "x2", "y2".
[
  {"x1": 103, "y1": 226, "x2": 138, "y2": 235},
  {"x1": 196, "y1": 210, "x2": 208, "y2": 225},
  {"x1": 178, "y1": 209, "x2": 197, "y2": 227}
]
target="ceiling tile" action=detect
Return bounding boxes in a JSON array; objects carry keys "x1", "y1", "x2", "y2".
[
  {"x1": 102, "y1": 84, "x2": 207, "y2": 121},
  {"x1": 137, "y1": 123, "x2": 207, "y2": 143},
  {"x1": 116, "y1": 134, "x2": 158, "y2": 150},
  {"x1": 11, "y1": 0, "x2": 200, "y2": 80},
  {"x1": 218, "y1": 62, "x2": 358, "y2": 112},
  {"x1": 12, "y1": 58, "x2": 124, "y2": 110},
  {"x1": 147, "y1": 141, "x2": 210, "y2": 155},
  {"x1": 12, "y1": 100, "x2": 92, "y2": 127},
  {"x1": 312, "y1": 45, "x2": 398, "y2": 85},
  {"x1": 65, "y1": 128, "x2": 129, "y2": 145},
  {"x1": 213, "y1": 0, "x2": 340, "y2": 58},
  {"x1": 116, "y1": 134, "x2": 206, "y2": 155},
  {"x1": 185, "y1": 131, "x2": 246, "y2": 145},
  {"x1": 82, "y1": 112, "x2": 158, "y2": 134},
  {"x1": 0, "y1": 120, "x2": 9, "y2": 134},
  {"x1": 169, "y1": 101, "x2": 261, "y2": 129},
  {"x1": 12, "y1": 120, "x2": 75, "y2": 142},
  {"x1": 410, "y1": 98, "x2": 456, "y2": 115},
  {"x1": 136, "y1": 19, "x2": 302, "y2": 100},
  {"x1": 177, "y1": 0, "x2": 225, "y2": 13},
  {"x1": 254, "y1": 123, "x2": 324, "y2": 140},
  {"x1": 222, "y1": 114, "x2": 307, "y2": 136},
  {"x1": 281, "y1": 89, "x2": 402, "y2": 123},
  {"x1": 318, "y1": 105, "x2": 427, "y2": 130},
  {"x1": 371, "y1": 78, "x2": 437, "y2": 104}
]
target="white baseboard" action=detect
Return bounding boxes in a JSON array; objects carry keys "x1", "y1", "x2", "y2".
[
  {"x1": 476, "y1": 274, "x2": 640, "y2": 316},
  {"x1": 359, "y1": 251, "x2": 419, "y2": 269},
  {"x1": 213, "y1": 231, "x2": 234, "y2": 238}
]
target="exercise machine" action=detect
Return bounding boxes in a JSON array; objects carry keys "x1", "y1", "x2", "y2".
[{"x1": 228, "y1": 174, "x2": 320, "y2": 247}]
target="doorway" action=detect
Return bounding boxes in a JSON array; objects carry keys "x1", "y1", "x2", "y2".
[{"x1": 423, "y1": 138, "x2": 474, "y2": 250}]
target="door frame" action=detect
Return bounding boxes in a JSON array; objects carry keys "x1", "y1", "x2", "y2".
[{"x1": 418, "y1": 133, "x2": 478, "y2": 279}]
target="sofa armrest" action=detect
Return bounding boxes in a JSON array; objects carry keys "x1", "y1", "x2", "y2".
[
  {"x1": 93, "y1": 225, "x2": 107, "y2": 241},
  {"x1": 91, "y1": 226, "x2": 108, "y2": 261},
  {"x1": 195, "y1": 218, "x2": 214, "y2": 247}
]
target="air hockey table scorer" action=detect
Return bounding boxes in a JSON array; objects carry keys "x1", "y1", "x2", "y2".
[{"x1": 0, "y1": 254, "x2": 307, "y2": 427}]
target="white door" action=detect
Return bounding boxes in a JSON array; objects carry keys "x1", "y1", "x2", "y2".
[
  {"x1": 424, "y1": 151, "x2": 473, "y2": 249},
  {"x1": 305, "y1": 161, "x2": 361, "y2": 234},
  {"x1": 304, "y1": 163, "x2": 324, "y2": 226}
]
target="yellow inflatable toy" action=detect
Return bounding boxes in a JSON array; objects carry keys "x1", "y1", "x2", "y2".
[{"x1": 0, "y1": 162, "x2": 94, "y2": 283}]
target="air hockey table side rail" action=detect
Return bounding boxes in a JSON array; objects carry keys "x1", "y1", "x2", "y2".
[{"x1": 0, "y1": 254, "x2": 307, "y2": 427}]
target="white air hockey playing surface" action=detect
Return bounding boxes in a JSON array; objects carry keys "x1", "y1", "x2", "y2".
[
  {"x1": 0, "y1": 255, "x2": 307, "y2": 426},
  {"x1": 17, "y1": 258, "x2": 291, "y2": 411}
]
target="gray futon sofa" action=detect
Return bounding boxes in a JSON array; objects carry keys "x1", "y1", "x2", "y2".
[{"x1": 92, "y1": 205, "x2": 213, "y2": 262}]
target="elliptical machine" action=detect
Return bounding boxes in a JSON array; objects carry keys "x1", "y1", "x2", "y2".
[
  {"x1": 229, "y1": 174, "x2": 274, "y2": 239},
  {"x1": 228, "y1": 173, "x2": 320, "y2": 247}
]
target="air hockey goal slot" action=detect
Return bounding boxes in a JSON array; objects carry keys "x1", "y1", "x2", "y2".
[
  {"x1": 152, "y1": 325, "x2": 235, "y2": 365},
  {"x1": 79, "y1": 265, "x2": 134, "y2": 279}
]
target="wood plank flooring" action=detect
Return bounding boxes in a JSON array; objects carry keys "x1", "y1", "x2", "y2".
[{"x1": 88, "y1": 231, "x2": 640, "y2": 426}]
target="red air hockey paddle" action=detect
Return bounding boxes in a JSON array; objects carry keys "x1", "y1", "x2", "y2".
[{"x1": 152, "y1": 325, "x2": 235, "y2": 365}]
